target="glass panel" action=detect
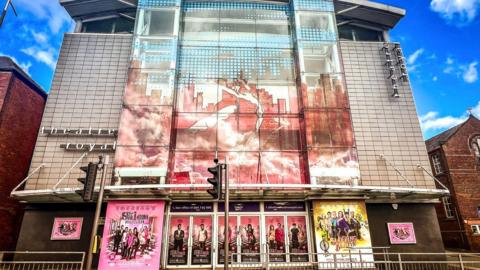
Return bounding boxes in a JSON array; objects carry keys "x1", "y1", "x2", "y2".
[
  {"x1": 117, "y1": 105, "x2": 172, "y2": 146},
  {"x1": 258, "y1": 82, "x2": 299, "y2": 114},
  {"x1": 168, "y1": 217, "x2": 189, "y2": 265},
  {"x1": 137, "y1": 9, "x2": 176, "y2": 36},
  {"x1": 124, "y1": 69, "x2": 174, "y2": 106},
  {"x1": 174, "y1": 113, "x2": 218, "y2": 151},
  {"x1": 191, "y1": 216, "x2": 212, "y2": 265},
  {"x1": 302, "y1": 43, "x2": 341, "y2": 74},
  {"x1": 256, "y1": 49, "x2": 295, "y2": 81},
  {"x1": 114, "y1": 146, "x2": 169, "y2": 168},
  {"x1": 298, "y1": 12, "x2": 336, "y2": 41},
  {"x1": 176, "y1": 78, "x2": 219, "y2": 113},
  {"x1": 260, "y1": 116, "x2": 301, "y2": 150},
  {"x1": 178, "y1": 47, "x2": 219, "y2": 79},
  {"x1": 308, "y1": 147, "x2": 360, "y2": 185},
  {"x1": 266, "y1": 216, "x2": 286, "y2": 262},
  {"x1": 170, "y1": 151, "x2": 218, "y2": 185},
  {"x1": 259, "y1": 151, "x2": 303, "y2": 184},
  {"x1": 287, "y1": 216, "x2": 309, "y2": 262},
  {"x1": 301, "y1": 74, "x2": 348, "y2": 109},
  {"x1": 83, "y1": 18, "x2": 114, "y2": 33},
  {"x1": 217, "y1": 216, "x2": 238, "y2": 264},
  {"x1": 239, "y1": 216, "x2": 260, "y2": 262}
]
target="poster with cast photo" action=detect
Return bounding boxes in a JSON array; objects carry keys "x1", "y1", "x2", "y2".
[
  {"x1": 387, "y1": 223, "x2": 416, "y2": 244},
  {"x1": 168, "y1": 216, "x2": 189, "y2": 265},
  {"x1": 51, "y1": 217, "x2": 83, "y2": 240},
  {"x1": 287, "y1": 216, "x2": 309, "y2": 262},
  {"x1": 98, "y1": 201, "x2": 165, "y2": 270},
  {"x1": 313, "y1": 200, "x2": 373, "y2": 269},
  {"x1": 265, "y1": 216, "x2": 286, "y2": 262},
  {"x1": 191, "y1": 216, "x2": 212, "y2": 265},
  {"x1": 218, "y1": 216, "x2": 237, "y2": 264},
  {"x1": 239, "y1": 216, "x2": 260, "y2": 262}
]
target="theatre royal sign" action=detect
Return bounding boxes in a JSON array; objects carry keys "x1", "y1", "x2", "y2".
[{"x1": 41, "y1": 127, "x2": 118, "y2": 152}]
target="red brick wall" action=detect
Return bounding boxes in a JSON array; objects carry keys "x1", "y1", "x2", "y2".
[
  {"x1": 441, "y1": 117, "x2": 480, "y2": 251},
  {"x1": 0, "y1": 72, "x2": 46, "y2": 250}
]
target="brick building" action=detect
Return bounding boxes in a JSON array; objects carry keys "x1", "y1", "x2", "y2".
[
  {"x1": 0, "y1": 56, "x2": 47, "y2": 250},
  {"x1": 426, "y1": 114, "x2": 480, "y2": 251}
]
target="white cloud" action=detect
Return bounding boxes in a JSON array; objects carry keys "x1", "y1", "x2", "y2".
[
  {"x1": 21, "y1": 47, "x2": 56, "y2": 69},
  {"x1": 0, "y1": 52, "x2": 32, "y2": 74},
  {"x1": 430, "y1": 0, "x2": 480, "y2": 24},
  {"x1": 408, "y1": 48, "x2": 425, "y2": 65},
  {"x1": 433, "y1": 76, "x2": 438, "y2": 81},
  {"x1": 420, "y1": 102, "x2": 480, "y2": 135},
  {"x1": 32, "y1": 31, "x2": 48, "y2": 44},
  {"x1": 463, "y1": 62, "x2": 478, "y2": 83},
  {"x1": 14, "y1": 0, "x2": 74, "y2": 34},
  {"x1": 446, "y1": 57, "x2": 454, "y2": 65}
]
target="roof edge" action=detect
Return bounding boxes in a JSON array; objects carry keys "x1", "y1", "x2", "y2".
[{"x1": 0, "y1": 57, "x2": 48, "y2": 99}]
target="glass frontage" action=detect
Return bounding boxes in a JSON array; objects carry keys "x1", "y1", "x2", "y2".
[{"x1": 115, "y1": 0, "x2": 358, "y2": 187}]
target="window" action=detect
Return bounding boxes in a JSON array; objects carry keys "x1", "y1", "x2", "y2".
[
  {"x1": 471, "y1": 136, "x2": 480, "y2": 160},
  {"x1": 82, "y1": 17, "x2": 134, "y2": 34},
  {"x1": 431, "y1": 153, "x2": 444, "y2": 175},
  {"x1": 338, "y1": 24, "x2": 384, "y2": 42},
  {"x1": 442, "y1": 197, "x2": 455, "y2": 219},
  {"x1": 472, "y1": 225, "x2": 480, "y2": 235}
]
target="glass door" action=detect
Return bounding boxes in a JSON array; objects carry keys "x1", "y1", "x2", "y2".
[
  {"x1": 265, "y1": 216, "x2": 287, "y2": 262},
  {"x1": 286, "y1": 216, "x2": 309, "y2": 262},
  {"x1": 238, "y1": 216, "x2": 261, "y2": 262}
]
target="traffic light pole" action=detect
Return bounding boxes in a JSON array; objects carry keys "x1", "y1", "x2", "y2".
[
  {"x1": 86, "y1": 155, "x2": 109, "y2": 270},
  {"x1": 223, "y1": 163, "x2": 229, "y2": 270}
]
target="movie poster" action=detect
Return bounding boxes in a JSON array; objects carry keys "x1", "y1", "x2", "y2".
[
  {"x1": 239, "y1": 216, "x2": 260, "y2": 262},
  {"x1": 98, "y1": 201, "x2": 165, "y2": 270},
  {"x1": 312, "y1": 200, "x2": 373, "y2": 269},
  {"x1": 168, "y1": 216, "x2": 189, "y2": 265},
  {"x1": 287, "y1": 216, "x2": 309, "y2": 262},
  {"x1": 218, "y1": 216, "x2": 237, "y2": 264},
  {"x1": 51, "y1": 217, "x2": 83, "y2": 240},
  {"x1": 387, "y1": 223, "x2": 416, "y2": 244},
  {"x1": 265, "y1": 216, "x2": 286, "y2": 262},
  {"x1": 191, "y1": 216, "x2": 212, "y2": 265}
]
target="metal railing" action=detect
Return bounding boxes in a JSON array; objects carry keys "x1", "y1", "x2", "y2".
[
  {"x1": 0, "y1": 251, "x2": 85, "y2": 270},
  {"x1": 229, "y1": 251, "x2": 480, "y2": 270}
]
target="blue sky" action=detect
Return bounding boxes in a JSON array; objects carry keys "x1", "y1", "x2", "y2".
[{"x1": 0, "y1": 0, "x2": 479, "y2": 140}]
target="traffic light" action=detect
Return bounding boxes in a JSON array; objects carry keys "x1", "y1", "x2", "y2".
[
  {"x1": 207, "y1": 163, "x2": 222, "y2": 200},
  {"x1": 76, "y1": 162, "x2": 98, "y2": 201}
]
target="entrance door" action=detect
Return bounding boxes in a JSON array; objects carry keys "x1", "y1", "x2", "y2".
[
  {"x1": 217, "y1": 215, "x2": 261, "y2": 265},
  {"x1": 167, "y1": 215, "x2": 213, "y2": 267}
]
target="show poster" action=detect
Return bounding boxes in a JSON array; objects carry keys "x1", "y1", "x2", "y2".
[
  {"x1": 51, "y1": 217, "x2": 83, "y2": 240},
  {"x1": 98, "y1": 201, "x2": 165, "y2": 270},
  {"x1": 313, "y1": 200, "x2": 373, "y2": 268},
  {"x1": 265, "y1": 216, "x2": 286, "y2": 262},
  {"x1": 287, "y1": 216, "x2": 309, "y2": 262},
  {"x1": 168, "y1": 216, "x2": 189, "y2": 265},
  {"x1": 218, "y1": 216, "x2": 237, "y2": 264},
  {"x1": 387, "y1": 223, "x2": 416, "y2": 244},
  {"x1": 191, "y1": 216, "x2": 212, "y2": 265},
  {"x1": 239, "y1": 216, "x2": 260, "y2": 262}
]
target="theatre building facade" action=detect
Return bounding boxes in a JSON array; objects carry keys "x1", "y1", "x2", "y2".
[{"x1": 13, "y1": 0, "x2": 448, "y2": 268}]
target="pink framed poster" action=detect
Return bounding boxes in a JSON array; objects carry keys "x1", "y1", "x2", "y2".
[
  {"x1": 387, "y1": 223, "x2": 417, "y2": 244},
  {"x1": 98, "y1": 201, "x2": 165, "y2": 270},
  {"x1": 51, "y1": 217, "x2": 83, "y2": 240}
]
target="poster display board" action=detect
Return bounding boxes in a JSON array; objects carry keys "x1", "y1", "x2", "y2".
[
  {"x1": 313, "y1": 200, "x2": 373, "y2": 268},
  {"x1": 51, "y1": 217, "x2": 83, "y2": 240},
  {"x1": 218, "y1": 216, "x2": 237, "y2": 264},
  {"x1": 98, "y1": 201, "x2": 165, "y2": 270},
  {"x1": 387, "y1": 223, "x2": 416, "y2": 244},
  {"x1": 168, "y1": 216, "x2": 189, "y2": 265},
  {"x1": 239, "y1": 216, "x2": 261, "y2": 262},
  {"x1": 265, "y1": 216, "x2": 286, "y2": 262},
  {"x1": 287, "y1": 216, "x2": 309, "y2": 262},
  {"x1": 191, "y1": 216, "x2": 212, "y2": 265}
]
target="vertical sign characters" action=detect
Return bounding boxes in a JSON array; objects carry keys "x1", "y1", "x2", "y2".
[
  {"x1": 313, "y1": 200, "x2": 373, "y2": 268},
  {"x1": 99, "y1": 201, "x2": 165, "y2": 270}
]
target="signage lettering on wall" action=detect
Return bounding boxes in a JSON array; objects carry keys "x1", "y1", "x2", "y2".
[
  {"x1": 41, "y1": 127, "x2": 118, "y2": 137},
  {"x1": 59, "y1": 142, "x2": 116, "y2": 152}
]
